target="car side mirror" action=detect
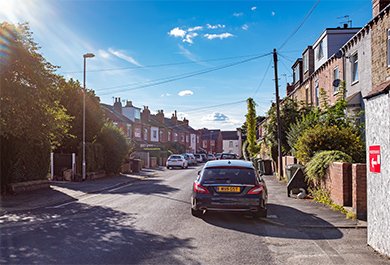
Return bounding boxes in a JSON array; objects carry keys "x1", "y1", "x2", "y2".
[
  {"x1": 198, "y1": 170, "x2": 201, "y2": 175},
  {"x1": 258, "y1": 170, "x2": 263, "y2": 176}
]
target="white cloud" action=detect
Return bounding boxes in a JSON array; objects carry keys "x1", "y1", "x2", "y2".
[
  {"x1": 108, "y1": 48, "x2": 142, "y2": 66},
  {"x1": 207, "y1": 24, "x2": 225, "y2": 29},
  {"x1": 161, "y1": 93, "x2": 171, "y2": 97},
  {"x1": 251, "y1": 7, "x2": 257, "y2": 11},
  {"x1": 188, "y1": 26, "x2": 203, "y2": 32},
  {"x1": 271, "y1": 12, "x2": 275, "y2": 16},
  {"x1": 242, "y1": 24, "x2": 249, "y2": 30},
  {"x1": 183, "y1": 32, "x2": 198, "y2": 44},
  {"x1": 233, "y1": 12, "x2": 243, "y2": 17},
  {"x1": 178, "y1": 90, "x2": 194, "y2": 96},
  {"x1": 204, "y1": 33, "x2": 234, "y2": 40},
  {"x1": 168, "y1": 27, "x2": 187, "y2": 38},
  {"x1": 98, "y1": 50, "x2": 111, "y2": 59}
]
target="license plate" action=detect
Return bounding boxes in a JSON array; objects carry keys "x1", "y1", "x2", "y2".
[
  {"x1": 218, "y1": 186, "x2": 240, "y2": 192},
  {"x1": 172, "y1": 160, "x2": 177, "y2": 162}
]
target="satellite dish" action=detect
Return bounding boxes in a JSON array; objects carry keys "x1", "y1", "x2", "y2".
[
  {"x1": 335, "y1": 50, "x2": 343, "y2": 59},
  {"x1": 333, "y1": 79, "x2": 341, "y2": 87}
]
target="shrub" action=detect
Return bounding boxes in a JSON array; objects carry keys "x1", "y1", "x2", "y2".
[
  {"x1": 1, "y1": 135, "x2": 51, "y2": 194},
  {"x1": 295, "y1": 124, "x2": 364, "y2": 164},
  {"x1": 95, "y1": 124, "x2": 129, "y2": 174},
  {"x1": 305, "y1": 150, "x2": 352, "y2": 185}
]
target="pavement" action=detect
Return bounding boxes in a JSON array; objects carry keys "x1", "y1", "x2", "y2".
[{"x1": 0, "y1": 167, "x2": 368, "y2": 229}]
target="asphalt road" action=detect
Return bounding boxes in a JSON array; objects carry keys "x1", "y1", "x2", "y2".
[{"x1": 0, "y1": 164, "x2": 389, "y2": 264}]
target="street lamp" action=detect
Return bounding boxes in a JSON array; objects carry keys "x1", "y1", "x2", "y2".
[{"x1": 83, "y1": 53, "x2": 95, "y2": 180}]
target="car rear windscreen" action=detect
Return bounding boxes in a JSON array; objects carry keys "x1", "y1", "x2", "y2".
[{"x1": 201, "y1": 167, "x2": 256, "y2": 185}]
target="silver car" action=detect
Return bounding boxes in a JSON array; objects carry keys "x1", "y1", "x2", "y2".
[{"x1": 166, "y1": 154, "x2": 188, "y2": 169}]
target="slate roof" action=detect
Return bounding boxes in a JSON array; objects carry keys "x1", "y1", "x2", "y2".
[
  {"x1": 221, "y1": 131, "x2": 239, "y2": 140},
  {"x1": 199, "y1": 129, "x2": 220, "y2": 140},
  {"x1": 364, "y1": 79, "x2": 390, "y2": 99},
  {"x1": 101, "y1": 104, "x2": 133, "y2": 124}
]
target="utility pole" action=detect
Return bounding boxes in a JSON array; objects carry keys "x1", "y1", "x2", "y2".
[{"x1": 273, "y1": 49, "x2": 283, "y2": 179}]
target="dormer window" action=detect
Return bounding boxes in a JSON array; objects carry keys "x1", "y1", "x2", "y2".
[
  {"x1": 303, "y1": 52, "x2": 309, "y2": 72},
  {"x1": 293, "y1": 66, "x2": 300, "y2": 84},
  {"x1": 317, "y1": 41, "x2": 324, "y2": 60}
]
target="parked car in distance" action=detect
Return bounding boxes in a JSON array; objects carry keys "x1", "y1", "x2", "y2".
[
  {"x1": 166, "y1": 154, "x2": 188, "y2": 169},
  {"x1": 182, "y1": 153, "x2": 197, "y2": 165},
  {"x1": 194, "y1": 154, "x2": 203, "y2": 163},
  {"x1": 191, "y1": 159, "x2": 268, "y2": 218},
  {"x1": 200, "y1": 154, "x2": 207, "y2": 162},
  {"x1": 215, "y1": 153, "x2": 222, "y2": 160},
  {"x1": 219, "y1": 153, "x2": 238, "y2": 160},
  {"x1": 207, "y1": 154, "x2": 215, "y2": 161}
]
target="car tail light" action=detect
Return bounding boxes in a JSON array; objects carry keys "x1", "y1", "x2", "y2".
[
  {"x1": 178, "y1": 159, "x2": 182, "y2": 161},
  {"x1": 194, "y1": 182, "x2": 209, "y2": 193},
  {"x1": 248, "y1": 185, "x2": 263, "y2": 194}
]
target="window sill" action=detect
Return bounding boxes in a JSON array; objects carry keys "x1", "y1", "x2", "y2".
[{"x1": 352, "y1": 80, "x2": 359, "y2": 86}]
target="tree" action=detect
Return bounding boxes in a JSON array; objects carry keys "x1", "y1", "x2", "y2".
[
  {"x1": 245, "y1": 98, "x2": 261, "y2": 157},
  {"x1": 0, "y1": 22, "x2": 71, "y2": 193},
  {"x1": 56, "y1": 78, "x2": 104, "y2": 154}
]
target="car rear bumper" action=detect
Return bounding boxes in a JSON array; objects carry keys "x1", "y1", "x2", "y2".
[{"x1": 192, "y1": 197, "x2": 265, "y2": 212}]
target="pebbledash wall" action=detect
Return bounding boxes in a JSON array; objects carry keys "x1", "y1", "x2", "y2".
[{"x1": 365, "y1": 91, "x2": 390, "y2": 257}]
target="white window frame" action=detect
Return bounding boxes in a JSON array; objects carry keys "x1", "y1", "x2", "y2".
[
  {"x1": 387, "y1": 29, "x2": 390, "y2": 67},
  {"x1": 127, "y1": 124, "x2": 132, "y2": 138},
  {"x1": 293, "y1": 66, "x2": 299, "y2": 84},
  {"x1": 333, "y1": 66, "x2": 339, "y2": 93},
  {"x1": 352, "y1": 52, "x2": 358, "y2": 83},
  {"x1": 303, "y1": 52, "x2": 309, "y2": 72}
]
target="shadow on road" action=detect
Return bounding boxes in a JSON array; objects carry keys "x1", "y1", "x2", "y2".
[
  {"x1": 1, "y1": 203, "x2": 198, "y2": 264},
  {"x1": 198, "y1": 203, "x2": 344, "y2": 240}
]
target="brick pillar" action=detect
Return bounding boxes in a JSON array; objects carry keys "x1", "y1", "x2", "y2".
[
  {"x1": 352, "y1": 164, "x2": 367, "y2": 220},
  {"x1": 329, "y1": 162, "x2": 352, "y2": 206}
]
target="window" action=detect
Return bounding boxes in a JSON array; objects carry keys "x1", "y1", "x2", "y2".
[
  {"x1": 203, "y1": 140, "x2": 207, "y2": 148},
  {"x1": 352, "y1": 53, "x2": 358, "y2": 82},
  {"x1": 186, "y1": 135, "x2": 189, "y2": 143},
  {"x1": 295, "y1": 94, "x2": 298, "y2": 101},
  {"x1": 211, "y1": 140, "x2": 215, "y2": 147},
  {"x1": 333, "y1": 67, "x2": 339, "y2": 93},
  {"x1": 293, "y1": 65, "x2": 299, "y2": 84},
  {"x1": 127, "y1": 124, "x2": 132, "y2": 138},
  {"x1": 144, "y1": 128, "x2": 148, "y2": 140},
  {"x1": 135, "y1": 128, "x2": 141, "y2": 138},
  {"x1": 160, "y1": 130, "x2": 163, "y2": 141},
  {"x1": 181, "y1": 135, "x2": 184, "y2": 142},
  {"x1": 229, "y1": 141, "x2": 233, "y2": 148},
  {"x1": 315, "y1": 76, "x2": 319, "y2": 107},
  {"x1": 303, "y1": 52, "x2": 309, "y2": 72},
  {"x1": 174, "y1": 133, "x2": 178, "y2": 142},
  {"x1": 152, "y1": 130, "x2": 157, "y2": 139},
  {"x1": 168, "y1": 131, "x2": 171, "y2": 141},
  {"x1": 387, "y1": 29, "x2": 390, "y2": 66},
  {"x1": 192, "y1": 135, "x2": 195, "y2": 143},
  {"x1": 317, "y1": 41, "x2": 323, "y2": 60}
]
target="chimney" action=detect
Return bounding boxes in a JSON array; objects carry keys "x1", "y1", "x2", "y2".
[
  {"x1": 343, "y1": 23, "x2": 348, "y2": 28},
  {"x1": 171, "y1": 111, "x2": 178, "y2": 125},
  {"x1": 156, "y1": 110, "x2": 164, "y2": 124},
  {"x1": 113, "y1": 97, "x2": 122, "y2": 114},
  {"x1": 183, "y1": 117, "x2": 189, "y2": 127},
  {"x1": 286, "y1": 83, "x2": 294, "y2": 96},
  {"x1": 142, "y1": 106, "x2": 150, "y2": 121},
  {"x1": 125, "y1": 101, "x2": 133, "y2": 107},
  {"x1": 372, "y1": 0, "x2": 390, "y2": 17}
]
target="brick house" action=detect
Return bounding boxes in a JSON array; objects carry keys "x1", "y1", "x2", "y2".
[{"x1": 198, "y1": 128, "x2": 223, "y2": 154}]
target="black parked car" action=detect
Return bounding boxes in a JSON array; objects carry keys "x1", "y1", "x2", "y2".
[{"x1": 191, "y1": 160, "x2": 268, "y2": 217}]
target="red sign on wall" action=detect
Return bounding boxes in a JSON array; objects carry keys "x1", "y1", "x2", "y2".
[{"x1": 369, "y1": 145, "x2": 381, "y2": 173}]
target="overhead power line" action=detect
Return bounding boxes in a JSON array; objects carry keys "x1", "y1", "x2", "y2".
[
  {"x1": 97, "y1": 52, "x2": 273, "y2": 95},
  {"x1": 62, "y1": 53, "x2": 271, "y2": 74},
  {"x1": 278, "y1": 0, "x2": 321, "y2": 51}
]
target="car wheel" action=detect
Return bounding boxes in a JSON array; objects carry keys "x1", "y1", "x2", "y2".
[
  {"x1": 191, "y1": 208, "x2": 203, "y2": 217},
  {"x1": 181, "y1": 164, "x2": 184, "y2": 169}
]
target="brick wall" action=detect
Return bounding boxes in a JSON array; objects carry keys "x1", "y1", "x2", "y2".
[
  {"x1": 325, "y1": 162, "x2": 352, "y2": 206},
  {"x1": 352, "y1": 164, "x2": 367, "y2": 220}
]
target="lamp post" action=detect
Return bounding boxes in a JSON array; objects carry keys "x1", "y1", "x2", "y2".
[{"x1": 83, "y1": 53, "x2": 95, "y2": 180}]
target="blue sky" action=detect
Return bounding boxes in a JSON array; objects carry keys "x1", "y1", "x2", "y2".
[{"x1": 1, "y1": 0, "x2": 372, "y2": 130}]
